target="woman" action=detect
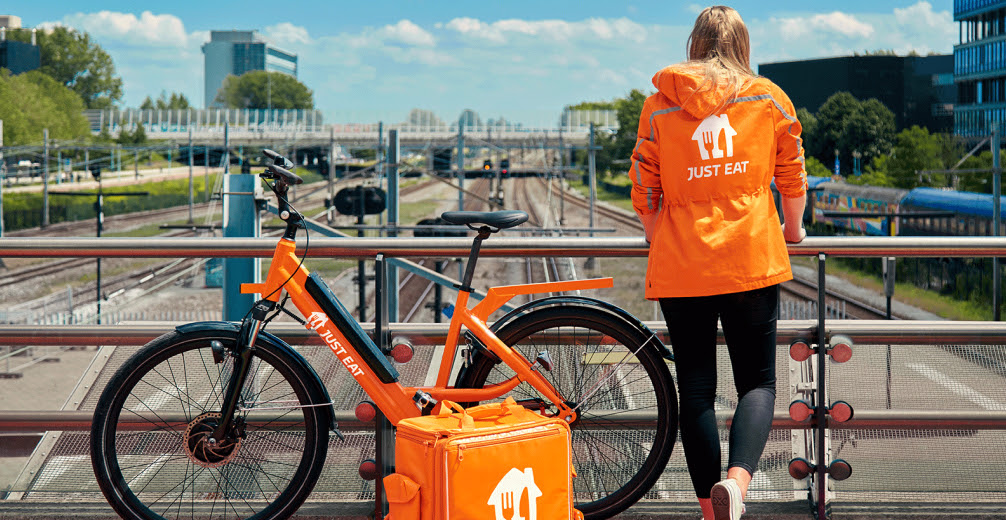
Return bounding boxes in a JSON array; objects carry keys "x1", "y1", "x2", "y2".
[{"x1": 629, "y1": 6, "x2": 807, "y2": 520}]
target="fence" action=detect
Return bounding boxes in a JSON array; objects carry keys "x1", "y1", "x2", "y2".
[{"x1": 0, "y1": 236, "x2": 1004, "y2": 518}]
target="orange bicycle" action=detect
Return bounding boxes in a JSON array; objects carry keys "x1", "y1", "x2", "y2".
[{"x1": 90, "y1": 150, "x2": 678, "y2": 520}]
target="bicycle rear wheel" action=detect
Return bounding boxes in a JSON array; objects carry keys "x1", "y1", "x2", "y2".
[
  {"x1": 91, "y1": 329, "x2": 329, "y2": 520},
  {"x1": 454, "y1": 305, "x2": 678, "y2": 520}
]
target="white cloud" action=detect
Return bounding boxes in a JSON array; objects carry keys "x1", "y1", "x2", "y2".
[
  {"x1": 265, "y1": 22, "x2": 311, "y2": 46},
  {"x1": 378, "y1": 20, "x2": 435, "y2": 47},
  {"x1": 443, "y1": 16, "x2": 647, "y2": 44},
  {"x1": 56, "y1": 11, "x2": 189, "y2": 47},
  {"x1": 774, "y1": 11, "x2": 874, "y2": 40},
  {"x1": 895, "y1": 1, "x2": 949, "y2": 28}
]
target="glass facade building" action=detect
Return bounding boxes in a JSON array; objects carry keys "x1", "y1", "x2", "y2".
[
  {"x1": 759, "y1": 55, "x2": 955, "y2": 133},
  {"x1": 202, "y1": 31, "x2": 298, "y2": 108},
  {"x1": 955, "y1": 0, "x2": 1006, "y2": 136}
]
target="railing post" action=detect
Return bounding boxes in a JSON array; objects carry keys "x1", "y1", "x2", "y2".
[
  {"x1": 814, "y1": 252, "x2": 830, "y2": 519},
  {"x1": 221, "y1": 173, "x2": 260, "y2": 321},
  {"x1": 373, "y1": 253, "x2": 393, "y2": 519}
]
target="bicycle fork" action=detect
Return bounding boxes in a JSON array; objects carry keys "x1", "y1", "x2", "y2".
[{"x1": 211, "y1": 302, "x2": 272, "y2": 442}]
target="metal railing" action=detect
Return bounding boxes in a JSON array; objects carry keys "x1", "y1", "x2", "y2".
[{"x1": 2, "y1": 235, "x2": 1006, "y2": 516}]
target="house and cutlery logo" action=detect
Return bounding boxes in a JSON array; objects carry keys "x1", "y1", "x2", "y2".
[
  {"x1": 487, "y1": 468, "x2": 542, "y2": 520},
  {"x1": 687, "y1": 114, "x2": 749, "y2": 181}
]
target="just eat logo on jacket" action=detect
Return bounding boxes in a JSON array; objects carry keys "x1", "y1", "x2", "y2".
[
  {"x1": 687, "y1": 114, "x2": 749, "y2": 181},
  {"x1": 691, "y1": 114, "x2": 737, "y2": 160}
]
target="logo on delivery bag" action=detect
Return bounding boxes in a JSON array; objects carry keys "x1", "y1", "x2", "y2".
[{"x1": 487, "y1": 468, "x2": 542, "y2": 520}]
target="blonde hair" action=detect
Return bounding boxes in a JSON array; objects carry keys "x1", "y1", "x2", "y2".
[{"x1": 683, "y1": 6, "x2": 756, "y2": 113}]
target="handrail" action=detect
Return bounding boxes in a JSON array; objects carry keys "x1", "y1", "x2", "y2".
[
  {"x1": 3, "y1": 320, "x2": 1006, "y2": 346},
  {"x1": 2, "y1": 235, "x2": 1006, "y2": 258}
]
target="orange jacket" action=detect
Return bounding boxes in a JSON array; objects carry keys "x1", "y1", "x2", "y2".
[{"x1": 629, "y1": 65, "x2": 807, "y2": 299}]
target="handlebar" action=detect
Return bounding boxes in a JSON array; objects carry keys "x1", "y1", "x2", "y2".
[
  {"x1": 263, "y1": 149, "x2": 294, "y2": 169},
  {"x1": 260, "y1": 149, "x2": 303, "y2": 186}
]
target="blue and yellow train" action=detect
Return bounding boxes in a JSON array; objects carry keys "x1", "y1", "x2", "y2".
[{"x1": 804, "y1": 176, "x2": 1006, "y2": 237}]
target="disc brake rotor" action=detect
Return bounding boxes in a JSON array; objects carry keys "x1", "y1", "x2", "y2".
[{"x1": 183, "y1": 412, "x2": 241, "y2": 468}]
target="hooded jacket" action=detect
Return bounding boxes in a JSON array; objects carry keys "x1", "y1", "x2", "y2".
[{"x1": 629, "y1": 65, "x2": 807, "y2": 299}]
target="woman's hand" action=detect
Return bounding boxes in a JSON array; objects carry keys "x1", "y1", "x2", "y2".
[{"x1": 782, "y1": 223, "x2": 806, "y2": 243}]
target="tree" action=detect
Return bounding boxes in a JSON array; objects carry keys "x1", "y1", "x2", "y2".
[
  {"x1": 813, "y1": 92, "x2": 895, "y2": 175},
  {"x1": 878, "y1": 126, "x2": 943, "y2": 189},
  {"x1": 116, "y1": 123, "x2": 147, "y2": 146},
  {"x1": 797, "y1": 108, "x2": 820, "y2": 159},
  {"x1": 7, "y1": 26, "x2": 123, "y2": 109},
  {"x1": 569, "y1": 90, "x2": 648, "y2": 177},
  {"x1": 804, "y1": 156, "x2": 831, "y2": 178},
  {"x1": 141, "y1": 91, "x2": 192, "y2": 110},
  {"x1": 214, "y1": 71, "x2": 313, "y2": 109},
  {"x1": 839, "y1": 98, "x2": 895, "y2": 168},
  {"x1": 0, "y1": 69, "x2": 90, "y2": 145}
]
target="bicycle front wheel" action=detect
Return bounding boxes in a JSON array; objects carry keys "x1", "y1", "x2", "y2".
[
  {"x1": 91, "y1": 329, "x2": 329, "y2": 520},
  {"x1": 454, "y1": 305, "x2": 678, "y2": 520}
]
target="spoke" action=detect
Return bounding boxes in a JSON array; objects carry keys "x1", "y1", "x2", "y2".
[{"x1": 119, "y1": 396, "x2": 186, "y2": 442}]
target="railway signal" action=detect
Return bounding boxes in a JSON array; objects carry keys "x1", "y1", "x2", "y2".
[{"x1": 50, "y1": 170, "x2": 147, "y2": 324}]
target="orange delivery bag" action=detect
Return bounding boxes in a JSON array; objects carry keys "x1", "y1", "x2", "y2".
[{"x1": 383, "y1": 397, "x2": 581, "y2": 520}]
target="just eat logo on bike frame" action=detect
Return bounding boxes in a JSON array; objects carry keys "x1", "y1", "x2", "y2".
[{"x1": 306, "y1": 312, "x2": 365, "y2": 377}]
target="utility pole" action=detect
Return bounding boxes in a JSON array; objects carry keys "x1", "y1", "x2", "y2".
[
  {"x1": 457, "y1": 122, "x2": 465, "y2": 211},
  {"x1": 588, "y1": 122, "x2": 597, "y2": 237},
  {"x1": 223, "y1": 120, "x2": 230, "y2": 174},
  {"x1": 994, "y1": 123, "x2": 1001, "y2": 321},
  {"x1": 42, "y1": 129, "x2": 49, "y2": 228},
  {"x1": 204, "y1": 144, "x2": 210, "y2": 202},
  {"x1": 387, "y1": 129, "x2": 400, "y2": 322},
  {"x1": 328, "y1": 126, "x2": 335, "y2": 223},
  {"x1": 558, "y1": 126, "x2": 566, "y2": 225},
  {"x1": 188, "y1": 127, "x2": 194, "y2": 224}
]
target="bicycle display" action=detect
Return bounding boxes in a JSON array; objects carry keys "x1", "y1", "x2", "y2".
[{"x1": 89, "y1": 150, "x2": 679, "y2": 520}]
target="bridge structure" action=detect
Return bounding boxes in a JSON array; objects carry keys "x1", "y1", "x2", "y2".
[{"x1": 82, "y1": 108, "x2": 618, "y2": 148}]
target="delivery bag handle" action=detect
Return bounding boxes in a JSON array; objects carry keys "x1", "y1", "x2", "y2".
[{"x1": 436, "y1": 397, "x2": 527, "y2": 429}]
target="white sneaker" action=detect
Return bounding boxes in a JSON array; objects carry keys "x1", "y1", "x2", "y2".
[{"x1": 710, "y1": 478, "x2": 744, "y2": 520}]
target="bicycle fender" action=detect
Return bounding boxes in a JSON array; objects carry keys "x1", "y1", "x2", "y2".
[
  {"x1": 489, "y1": 296, "x2": 674, "y2": 361},
  {"x1": 173, "y1": 321, "x2": 339, "y2": 433}
]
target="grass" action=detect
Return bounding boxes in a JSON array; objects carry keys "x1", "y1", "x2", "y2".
[
  {"x1": 792, "y1": 256, "x2": 993, "y2": 321},
  {"x1": 105, "y1": 213, "x2": 224, "y2": 238},
  {"x1": 567, "y1": 174, "x2": 635, "y2": 213}
]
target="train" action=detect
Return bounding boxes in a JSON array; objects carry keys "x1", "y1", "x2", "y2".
[{"x1": 803, "y1": 175, "x2": 1006, "y2": 237}]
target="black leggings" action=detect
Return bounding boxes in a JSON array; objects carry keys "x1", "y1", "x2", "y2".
[{"x1": 660, "y1": 285, "x2": 778, "y2": 498}]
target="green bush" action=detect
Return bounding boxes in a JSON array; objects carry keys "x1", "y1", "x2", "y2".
[{"x1": 3, "y1": 174, "x2": 221, "y2": 231}]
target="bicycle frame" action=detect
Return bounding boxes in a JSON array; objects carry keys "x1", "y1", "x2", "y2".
[{"x1": 241, "y1": 236, "x2": 614, "y2": 425}]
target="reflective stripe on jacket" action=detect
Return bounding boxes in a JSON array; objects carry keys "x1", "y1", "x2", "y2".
[{"x1": 629, "y1": 65, "x2": 807, "y2": 299}]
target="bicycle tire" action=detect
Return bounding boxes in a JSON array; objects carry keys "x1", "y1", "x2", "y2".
[
  {"x1": 454, "y1": 305, "x2": 678, "y2": 520},
  {"x1": 91, "y1": 329, "x2": 329, "y2": 520}
]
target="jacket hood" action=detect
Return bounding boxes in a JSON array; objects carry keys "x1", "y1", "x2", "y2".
[{"x1": 652, "y1": 65, "x2": 734, "y2": 119}]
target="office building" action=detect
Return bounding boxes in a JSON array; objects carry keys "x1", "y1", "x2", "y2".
[
  {"x1": 202, "y1": 30, "x2": 298, "y2": 108},
  {"x1": 0, "y1": 16, "x2": 40, "y2": 75},
  {"x1": 955, "y1": 0, "x2": 1006, "y2": 137},
  {"x1": 0, "y1": 15, "x2": 21, "y2": 29},
  {"x1": 759, "y1": 54, "x2": 955, "y2": 133}
]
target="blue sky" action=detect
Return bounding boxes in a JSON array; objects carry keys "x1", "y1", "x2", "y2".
[{"x1": 11, "y1": 1, "x2": 955, "y2": 124}]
